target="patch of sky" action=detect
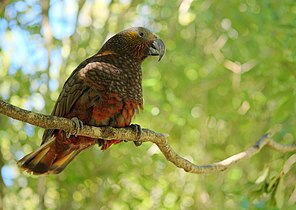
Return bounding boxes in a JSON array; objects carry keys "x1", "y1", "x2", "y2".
[
  {"x1": 49, "y1": 0, "x2": 78, "y2": 39},
  {"x1": 24, "y1": 124, "x2": 35, "y2": 137},
  {"x1": 1, "y1": 164, "x2": 18, "y2": 187},
  {"x1": 1, "y1": 27, "x2": 48, "y2": 75}
]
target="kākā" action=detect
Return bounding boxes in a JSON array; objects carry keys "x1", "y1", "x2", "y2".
[{"x1": 17, "y1": 27, "x2": 165, "y2": 175}]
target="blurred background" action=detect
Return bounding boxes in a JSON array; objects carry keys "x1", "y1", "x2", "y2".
[{"x1": 0, "y1": 0, "x2": 296, "y2": 209}]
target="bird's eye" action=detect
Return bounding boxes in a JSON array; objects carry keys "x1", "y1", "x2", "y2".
[{"x1": 139, "y1": 32, "x2": 144, "y2": 37}]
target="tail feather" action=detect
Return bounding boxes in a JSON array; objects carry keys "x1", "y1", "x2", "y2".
[
  {"x1": 17, "y1": 136, "x2": 80, "y2": 175},
  {"x1": 28, "y1": 145, "x2": 51, "y2": 166},
  {"x1": 50, "y1": 150, "x2": 79, "y2": 174}
]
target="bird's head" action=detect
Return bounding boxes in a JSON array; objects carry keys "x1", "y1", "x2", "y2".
[{"x1": 99, "y1": 27, "x2": 165, "y2": 63}]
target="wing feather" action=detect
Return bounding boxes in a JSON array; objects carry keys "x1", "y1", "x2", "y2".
[{"x1": 42, "y1": 56, "x2": 118, "y2": 144}]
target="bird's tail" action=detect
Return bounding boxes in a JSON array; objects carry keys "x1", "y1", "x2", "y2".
[{"x1": 17, "y1": 136, "x2": 82, "y2": 175}]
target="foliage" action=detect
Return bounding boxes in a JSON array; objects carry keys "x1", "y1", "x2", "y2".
[{"x1": 0, "y1": 0, "x2": 296, "y2": 209}]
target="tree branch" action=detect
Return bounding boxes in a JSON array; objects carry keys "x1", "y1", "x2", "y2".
[{"x1": 0, "y1": 99, "x2": 295, "y2": 174}]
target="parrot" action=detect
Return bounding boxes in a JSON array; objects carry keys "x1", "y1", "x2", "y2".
[{"x1": 17, "y1": 27, "x2": 165, "y2": 175}]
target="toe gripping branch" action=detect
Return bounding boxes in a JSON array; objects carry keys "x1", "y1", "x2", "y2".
[
  {"x1": 130, "y1": 124, "x2": 142, "y2": 146},
  {"x1": 67, "y1": 117, "x2": 84, "y2": 138}
]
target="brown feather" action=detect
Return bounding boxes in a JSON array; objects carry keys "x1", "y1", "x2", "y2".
[{"x1": 18, "y1": 27, "x2": 165, "y2": 174}]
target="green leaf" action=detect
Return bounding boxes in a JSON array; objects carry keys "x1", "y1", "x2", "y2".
[{"x1": 274, "y1": 177, "x2": 285, "y2": 208}]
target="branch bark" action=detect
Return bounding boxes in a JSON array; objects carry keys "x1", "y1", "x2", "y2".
[{"x1": 0, "y1": 99, "x2": 296, "y2": 174}]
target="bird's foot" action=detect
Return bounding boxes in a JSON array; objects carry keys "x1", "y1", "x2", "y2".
[
  {"x1": 67, "y1": 117, "x2": 84, "y2": 138},
  {"x1": 130, "y1": 124, "x2": 142, "y2": 146}
]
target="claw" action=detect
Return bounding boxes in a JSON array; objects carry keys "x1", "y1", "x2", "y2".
[
  {"x1": 130, "y1": 124, "x2": 142, "y2": 146},
  {"x1": 67, "y1": 117, "x2": 84, "y2": 138}
]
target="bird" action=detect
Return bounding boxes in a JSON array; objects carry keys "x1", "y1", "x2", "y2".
[{"x1": 17, "y1": 27, "x2": 165, "y2": 175}]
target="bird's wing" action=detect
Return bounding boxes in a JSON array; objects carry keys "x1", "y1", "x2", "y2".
[{"x1": 42, "y1": 56, "x2": 119, "y2": 144}]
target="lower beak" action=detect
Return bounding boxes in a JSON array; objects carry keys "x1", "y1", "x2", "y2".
[{"x1": 148, "y1": 39, "x2": 166, "y2": 61}]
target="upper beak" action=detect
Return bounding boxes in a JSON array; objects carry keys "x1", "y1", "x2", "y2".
[{"x1": 148, "y1": 38, "x2": 166, "y2": 61}]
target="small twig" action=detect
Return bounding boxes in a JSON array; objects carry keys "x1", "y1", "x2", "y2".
[
  {"x1": 0, "y1": 99, "x2": 295, "y2": 174},
  {"x1": 267, "y1": 140, "x2": 296, "y2": 152}
]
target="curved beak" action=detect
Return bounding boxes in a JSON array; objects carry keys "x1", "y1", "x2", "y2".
[{"x1": 148, "y1": 38, "x2": 166, "y2": 61}]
